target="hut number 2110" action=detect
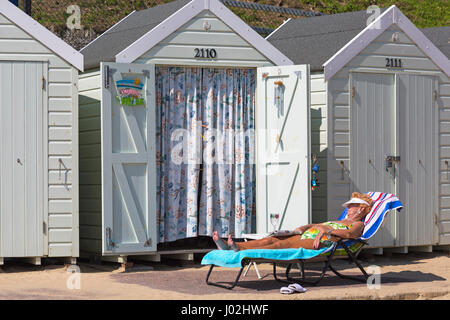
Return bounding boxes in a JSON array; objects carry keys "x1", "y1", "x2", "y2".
[{"x1": 194, "y1": 48, "x2": 217, "y2": 59}]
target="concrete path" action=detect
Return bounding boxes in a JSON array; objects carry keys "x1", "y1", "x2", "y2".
[{"x1": 0, "y1": 251, "x2": 448, "y2": 300}]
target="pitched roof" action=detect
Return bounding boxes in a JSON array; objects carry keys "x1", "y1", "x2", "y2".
[
  {"x1": 115, "y1": 0, "x2": 292, "y2": 66},
  {"x1": 0, "y1": 0, "x2": 83, "y2": 71},
  {"x1": 422, "y1": 26, "x2": 450, "y2": 60},
  {"x1": 80, "y1": 0, "x2": 191, "y2": 70},
  {"x1": 81, "y1": 0, "x2": 293, "y2": 70},
  {"x1": 268, "y1": 7, "x2": 450, "y2": 75}
]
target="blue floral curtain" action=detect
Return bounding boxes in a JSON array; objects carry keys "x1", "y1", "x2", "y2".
[
  {"x1": 156, "y1": 67, "x2": 256, "y2": 243},
  {"x1": 199, "y1": 68, "x2": 256, "y2": 238}
]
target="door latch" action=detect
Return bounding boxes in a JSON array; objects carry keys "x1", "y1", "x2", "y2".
[{"x1": 385, "y1": 155, "x2": 400, "y2": 171}]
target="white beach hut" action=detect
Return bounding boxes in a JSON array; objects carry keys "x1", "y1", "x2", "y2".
[
  {"x1": 0, "y1": 1, "x2": 83, "y2": 264},
  {"x1": 78, "y1": 0, "x2": 313, "y2": 262},
  {"x1": 268, "y1": 5, "x2": 450, "y2": 252}
]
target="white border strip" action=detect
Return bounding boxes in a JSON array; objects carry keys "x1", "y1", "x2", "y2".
[
  {"x1": 0, "y1": 0, "x2": 84, "y2": 71},
  {"x1": 265, "y1": 18, "x2": 291, "y2": 40},
  {"x1": 80, "y1": 10, "x2": 136, "y2": 52}
]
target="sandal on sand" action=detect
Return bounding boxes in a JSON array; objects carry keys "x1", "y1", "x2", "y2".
[
  {"x1": 280, "y1": 287, "x2": 295, "y2": 294},
  {"x1": 280, "y1": 283, "x2": 307, "y2": 294},
  {"x1": 288, "y1": 283, "x2": 307, "y2": 293}
]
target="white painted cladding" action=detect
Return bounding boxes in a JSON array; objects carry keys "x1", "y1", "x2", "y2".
[
  {"x1": 78, "y1": 68, "x2": 102, "y2": 256},
  {"x1": 310, "y1": 72, "x2": 328, "y2": 223},
  {"x1": 0, "y1": 13, "x2": 79, "y2": 258},
  {"x1": 135, "y1": 11, "x2": 274, "y2": 67},
  {"x1": 326, "y1": 24, "x2": 450, "y2": 247}
]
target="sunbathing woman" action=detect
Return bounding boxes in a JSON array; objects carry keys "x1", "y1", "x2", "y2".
[{"x1": 212, "y1": 192, "x2": 373, "y2": 251}]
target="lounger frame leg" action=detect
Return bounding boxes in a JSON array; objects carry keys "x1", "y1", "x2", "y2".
[
  {"x1": 283, "y1": 241, "x2": 370, "y2": 285},
  {"x1": 272, "y1": 263, "x2": 307, "y2": 284},
  {"x1": 243, "y1": 261, "x2": 262, "y2": 279},
  {"x1": 272, "y1": 263, "x2": 289, "y2": 284},
  {"x1": 327, "y1": 242, "x2": 369, "y2": 283},
  {"x1": 205, "y1": 264, "x2": 244, "y2": 290},
  {"x1": 284, "y1": 257, "x2": 335, "y2": 286}
]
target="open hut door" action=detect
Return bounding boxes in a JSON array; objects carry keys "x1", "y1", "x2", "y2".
[
  {"x1": 256, "y1": 65, "x2": 311, "y2": 233},
  {"x1": 101, "y1": 62, "x2": 157, "y2": 255}
]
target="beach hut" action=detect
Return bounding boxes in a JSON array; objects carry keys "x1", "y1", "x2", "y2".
[
  {"x1": 78, "y1": 0, "x2": 312, "y2": 262},
  {"x1": 0, "y1": 1, "x2": 83, "y2": 264},
  {"x1": 268, "y1": 5, "x2": 450, "y2": 252}
]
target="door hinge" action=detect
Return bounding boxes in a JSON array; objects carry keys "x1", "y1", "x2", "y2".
[
  {"x1": 106, "y1": 227, "x2": 115, "y2": 250},
  {"x1": 43, "y1": 221, "x2": 47, "y2": 235},
  {"x1": 351, "y1": 86, "x2": 355, "y2": 98},
  {"x1": 434, "y1": 89, "x2": 437, "y2": 102},
  {"x1": 104, "y1": 65, "x2": 110, "y2": 89},
  {"x1": 42, "y1": 76, "x2": 46, "y2": 91}
]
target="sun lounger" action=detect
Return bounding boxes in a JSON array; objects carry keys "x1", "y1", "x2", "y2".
[{"x1": 201, "y1": 192, "x2": 403, "y2": 289}]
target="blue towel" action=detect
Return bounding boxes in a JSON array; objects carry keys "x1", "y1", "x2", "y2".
[{"x1": 201, "y1": 247, "x2": 329, "y2": 268}]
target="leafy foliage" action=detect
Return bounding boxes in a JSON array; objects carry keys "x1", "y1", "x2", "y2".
[{"x1": 22, "y1": 0, "x2": 449, "y2": 49}]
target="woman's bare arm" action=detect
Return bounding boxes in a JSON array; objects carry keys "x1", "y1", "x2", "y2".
[
  {"x1": 328, "y1": 221, "x2": 365, "y2": 239},
  {"x1": 294, "y1": 224, "x2": 316, "y2": 234}
]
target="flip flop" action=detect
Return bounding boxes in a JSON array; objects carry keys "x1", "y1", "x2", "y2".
[
  {"x1": 288, "y1": 283, "x2": 307, "y2": 293},
  {"x1": 280, "y1": 286, "x2": 295, "y2": 294}
]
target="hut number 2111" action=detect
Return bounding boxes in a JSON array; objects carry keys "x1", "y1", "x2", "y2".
[{"x1": 385, "y1": 58, "x2": 402, "y2": 68}]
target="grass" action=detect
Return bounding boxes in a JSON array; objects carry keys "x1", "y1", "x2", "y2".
[
  {"x1": 27, "y1": 0, "x2": 449, "y2": 35},
  {"x1": 295, "y1": 0, "x2": 450, "y2": 28}
]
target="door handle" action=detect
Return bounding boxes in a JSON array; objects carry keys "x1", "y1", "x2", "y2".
[
  {"x1": 385, "y1": 155, "x2": 400, "y2": 173},
  {"x1": 17, "y1": 158, "x2": 22, "y2": 165}
]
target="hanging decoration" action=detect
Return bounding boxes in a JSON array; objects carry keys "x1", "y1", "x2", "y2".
[
  {"x1": 274, "y1": 79, "x2": 285, "y2": 117},
  {"x1": 115, "y1": 78, "x2": 145, "y2": 106},
  {"x1": 311, "y1": 154, "x2": 320, "y2": 191}
]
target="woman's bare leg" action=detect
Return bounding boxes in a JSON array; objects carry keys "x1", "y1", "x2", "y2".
[
  {"x1": 234, "y1": 237, "x2": 328, "y2": 251},
  {"x1": 227, "y1": 235, "x2": 240, "y2": 252},
  {"x1": 254, "y1": 238, "x2": 328, "y2": 250},
  {"x1": 233, "y1": 236, "x2": 279, "y2": 251},
  {"x1": 212, "y1": 231, "x2": 229, "y2": 250}
]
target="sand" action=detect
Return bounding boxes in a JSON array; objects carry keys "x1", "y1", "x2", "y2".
[{"x1": 0, "y1": 251, "x2": 448, "y2": 300}]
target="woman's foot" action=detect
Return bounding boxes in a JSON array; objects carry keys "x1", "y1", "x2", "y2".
[
  {"x1": 212, "y1": 231, "x2": 229, "y2": 250},
  {"x1": 228, "y1": 235, "x2": 240, "y2": 252}
]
